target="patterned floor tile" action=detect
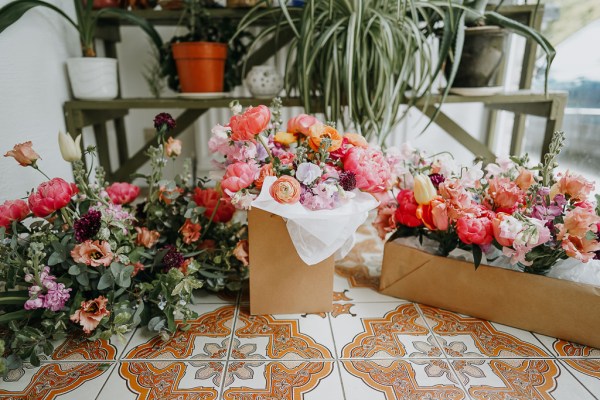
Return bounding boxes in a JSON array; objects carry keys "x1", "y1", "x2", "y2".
[
  {"x1": 221, "y1": 361, "x2": 343, "y2": 400},
  {"x1": 419, "y1": 305, "x2": 552, "y2": 358},
  {"x1": 40, "y1": 330, "x2": 134, "y2": 362},
  {"x1": 340, "y1": 359, "x2": 467, "y2": 399},
  {"x1": 0, "y1": 362, "x2": 114, "y2": 400},
  {"x1": 331, "y1": 302, "x2": 435, "y2": 359},
  {"x1": 122, "y1": 304, "x2": 236, "y2": 360},
  {"x1": 97, "y1": 361, "x2": 223, "y2": 400},
  {"x1": 534, "y1": 334, "x2": 600, "y2": 359},
  {"x1": 233, "y1": 305, "x2": 335, "y2": 360},
  {"x1": 333, "y1": 273, "x2": 401, "y2": 303},
  {"x1": 459, "y1": 358, "x2": 595, "y2": 400},
  {"x1": 559, "y1": 359, "x2": 600, "y2": 398}
]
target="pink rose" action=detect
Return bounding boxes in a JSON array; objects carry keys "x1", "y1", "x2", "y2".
[
  {"x1": 551, "y1": 170, "x2": 595, "y2": 201},
  {"x1": 4, "y1": 141, "x2": 40, "y2": 166},
  {"x1": 394, "y1": 190, "x2": 422, "y2": 228},
  {"x1": 487, "y1": 177, "x2": 524, "y2": 213},
  {"x1": 28, "y1": 178, "x2": 78, "y2": 218},
  {"x1": 70, "y1": 296, "x2": 110, "y2": 334},
  {"x1": 71, "y1": 240, "x2": 114, "y2": 267},
  {"x1": 287, "y1": 114, "x2": 318, "y2": 136},
  {"x1": 106, "y1": 182, "x2": 140, "y2": 205},
  {"x1": 221, "y1": 162, "x2": 259, "y2": 196},
  {"x1": 456, "y1": 215, "x2": 493, "y2": 246},
  {"x1": 343, "y1": 147, "x2": 391, "y2": 193},
  {"x1": 0, "y1": 199, "x2": 29, "y2": 230},
  {"x1": 229, "y1": 105, "x2": 270, "y2": 141}
]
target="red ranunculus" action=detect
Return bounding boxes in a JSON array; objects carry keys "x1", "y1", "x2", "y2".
[
  {"x1": 394, "y1": 190, "x2": 422, "y2": 228},
  {"x1": 193, "y1": 188, "x2": 235, "y2": 223},
  {"x1": 106, "y1": 182, "x2": 140, "y2": 205},
  {"x1": 0, "y1": 199, "x2": 29, "y2": 229},
  {"x1": 28, "y1": 178, "x2": 78, "y2": 218},
  {"x1": 456, "y1": 215, "x2": 493, "y2": 246}
]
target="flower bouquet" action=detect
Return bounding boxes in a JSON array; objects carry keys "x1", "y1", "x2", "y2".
[
  {"x1": 376, "y1": 132, "x2": 600, "y2": 348},
  {"x1": 209, "y1": 99, "x2": 388, "y2": 313},
  {"x1": 0, "y1": 114, "x2": 247, "y2": 373}
]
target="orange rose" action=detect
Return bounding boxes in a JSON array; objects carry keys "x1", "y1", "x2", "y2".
[
  {"x1": 4, "y1": 141, "x2": 40, "y2": 166},
  {"x1": 255, "y1": 164, "x2": 275, "y2": 190},
  {"x1": 165, "y1": 137, "x2": 182, "y2": 157},
  {"x1": 233, "y1": 239, "x2": 249, "y2": 266},
  {"x1": 269, "y1": 175, "x2": 301, "y2": 204},
  {"x1": 344, "y1": 133, "x2": 368, "y2": 148},
  {"x1": 308, "y1": 123, "x2": 342, "y2": 152},
  {"x1": 71, "y1": 240, "x2": 113, "y2": 267},
  {"x1": 180, "y1": 219, "x2": 201, "y2": 245},
  {"x1": 70, "y1": 296, "x2": 110, "y2": 334},
  {"x1": 135, "y1": 227, "x2": 160, "y2": 248}
]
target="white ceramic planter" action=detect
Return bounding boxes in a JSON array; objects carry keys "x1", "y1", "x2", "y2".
[
  {"x1": 245, "y1": 65, "x2": 283, "y2": 98},
  {"x1": 66, "y1": 57, "x2": 118, "y2": 100}
]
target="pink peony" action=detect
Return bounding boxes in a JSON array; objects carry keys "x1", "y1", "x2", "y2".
[
  {"x1": 343, "y1": 147, "x2": 391, "y2": 193},
  {"x1": 28, "y1": 178, "x2": 78, "y2": 218},
  {"x1": 221, "y1": 162, "x2": 259, "y2": 196},
  {"x1": 394, "y1": 190, "x2": 422, "y2": 228},
  {"x1": 287, "y1": 114, "x2": 318, "y2": 136},
  {"x1": 106, "y1": 182, "x2": 140, "y2": 205},
  {"x1": 70, "y1": 296, "x2": 110, "y2": 334},
  {"x1": 551, "y1": 170, "x2": 595, "y2": 201},
  {"x1": 0, "y1": 199, "x2": 29, "y2": 230},
  {"x1": 456, "y1": 215, "x2": 493, "y2": 246},
  {"x1": 229, "y1": 105, "x2": 270, "y2": 141}
]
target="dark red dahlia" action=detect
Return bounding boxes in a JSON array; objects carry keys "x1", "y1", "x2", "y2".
[
  {"x1": 154, "y1": 112, "x2": 176, "y2": 132},
  {"x1": 339, "y1": 171, "x2": 357, "y2": 191},
  {"x1": 428, "y1": 173, "x2": 445, "y2": 189},
  {"x1": 73, "y1": 209, "x2": 102, "y2": 242}
]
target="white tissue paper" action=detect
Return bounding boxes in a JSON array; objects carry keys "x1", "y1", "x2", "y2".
[{"x1": 251, "y1": 176, "x2": 379, "y2": 265}]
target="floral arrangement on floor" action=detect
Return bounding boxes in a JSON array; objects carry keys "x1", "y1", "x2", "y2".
[
  {"x1": 0, "y1": 114, "x2": 247, "y2": 373},
  {"x1": 375, "y1": 131, "x2": 600, "y2": 276},
  {"x1": 209, "y1": 99, "x2": 391, "y2": 210}
]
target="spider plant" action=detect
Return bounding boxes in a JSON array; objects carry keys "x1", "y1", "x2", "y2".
[
  {"x1": 0, "y1": 0, "x2": 163, "y2": 57},
  {"x1": 236, "y1": 0, "x2": 460, "y2": 144}
]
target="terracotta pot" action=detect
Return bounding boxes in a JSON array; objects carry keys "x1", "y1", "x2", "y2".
[{"x1": 172, "y1": 42, "x2": 228, "y2": 93}]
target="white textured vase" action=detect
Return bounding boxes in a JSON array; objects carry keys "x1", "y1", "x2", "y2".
[
  {"x1": 66, "y1": 57, "x2": 118, "y2": 100},
  {"x1": 245, "y1": 65, "x2": 283, "y2": 98}
]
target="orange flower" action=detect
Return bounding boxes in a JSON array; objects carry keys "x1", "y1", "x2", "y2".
[
  {"x1": 344, "y1": 133, "x2": 368, "y2": 148},
  {"x1": 233, "y1": 239, "x2": 249, "y2": 266},
  {"x1": 561, "y1": 236, "x2": 600, "y2": 262},
  {"x1": 515, "y1": 168, "x2": 535, "y2": 191},
  {"x1": 180, "y1": 219, "x2": 201, "y2": 245},
  {"x1": 308, "y1": 123, "x2": 342, "y2": 152},
  {"x1": 274, "y1": 131, "x2": 298, "y2": 146},
  {"x1": 255, "y1": 164, "x2": 275, "y2": 190},
  {"x1": 165, "y1": 137, "x2": 182, "y2": 157},
  {"x1": 179, "y1": 258, "x2": 192, "y2": 275},
  {"x1": 135, "y1": 227, "x2": 160, "y2": 248},
  {"x1": 71, "y1": 240, "x2": 113, "y2": 267},
  {"x1": 158, "y1": 186, "x2": 184, "y2": 205},
  {"x1": 557, "y1": 207, "x2": 600, "y2": 239},
  {"x1": 70, "y1": 296, "x2": 110, "y2": 334},
  {"x1": 130, "y1": 262, "x2": 145, "y2": 277},
  {"x1": 270, "y1": 175, "x2": 301, "y2": 204},
  {"x1": 551, "y1": 170, "x2": 595, "y2": 201},
  {"x1": 4, "y1": 141, "x2": 40, "y2": 166}
]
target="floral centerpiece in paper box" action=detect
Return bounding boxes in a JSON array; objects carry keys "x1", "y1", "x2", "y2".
[
  {"x1": 0, "y1": 114, "x2": 247, "y2": 372},
  {"x1": 375, "y1": 132, "x2": 600, "y2": 277},
  {"x1": 209, "y1": 99, "x2": 387, "y2": 264}
]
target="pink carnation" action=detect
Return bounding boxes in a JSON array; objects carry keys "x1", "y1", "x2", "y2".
[
  {"x1": 343, "y1": 147, "x2": 391, "y2": 193},
  {"x1": 221, "y1": 162, "x2": 259, "y2": 196}
]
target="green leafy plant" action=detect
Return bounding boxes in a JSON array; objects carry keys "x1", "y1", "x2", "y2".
[{"x1": 0, "y1": 0, "x2": 163, "y2": 57}]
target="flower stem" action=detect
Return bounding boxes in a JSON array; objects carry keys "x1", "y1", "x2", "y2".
[
  {"x1": 32, "y1": 164, "x2": 51, "y2": 181},
  {"x1": 257, "y1": 134, "x2": 273, "y2": 160}
]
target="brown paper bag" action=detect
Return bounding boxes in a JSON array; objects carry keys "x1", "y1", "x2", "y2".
[
  {"x1": 380, "y1": 240, "x2": 600, "y2": 349},
  {"x1": 248, "y1": 208, "x2": 334, "y2": 315}
]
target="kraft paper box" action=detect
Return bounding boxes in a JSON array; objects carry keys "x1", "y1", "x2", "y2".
[
  {"x1": 380, "y1": 240, "x2": 600, "y2": 349},
  {"x1": 248, "y1": 208, "x2": 335, "y2": 315}
]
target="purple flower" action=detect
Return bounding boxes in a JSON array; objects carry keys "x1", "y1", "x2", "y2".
[
  {"x1": 74, "y1": 209, "x2": 102, "y2": 242},
  {"x1": 163, "y1": 249, "x2": 185, "y2": 270},
  {"x1": 24, "y1": 266, "x2": 71, "y2": 312},
  {"x1": 339, "y1": 171, "x2": 357, "y2": 191},
  {"x1": 154, "y1": 112, "x2": 176, "y2": 131},
  {"x1": 43, "y1": 282, "x2": 71, "y2": 312},
  {"x1": 296, "y1": 162, "x2": 322, "y2": 185},
  {"x1": 428, "y1": 173, "x2": 445, "y2": 189}
]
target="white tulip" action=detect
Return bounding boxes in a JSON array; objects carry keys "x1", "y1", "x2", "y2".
[{"x1": 58, "y1": 131, "x2": 82, "y2": 162}]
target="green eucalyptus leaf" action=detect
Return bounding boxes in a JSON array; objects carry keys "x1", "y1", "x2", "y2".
[{"x1": 97, "y1": 272, "x2": 114, "y2": 290}]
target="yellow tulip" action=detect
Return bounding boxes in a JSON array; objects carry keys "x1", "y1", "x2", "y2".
[
  {"x1": 58, "y1": 131, "x2": 82, "y2": 162},
  {"x1": 274, "y1": 131, "x2": 298, "y2": 146},
  {"x1": 413, "y1": 174, "x2": 437, "y2": 205}
]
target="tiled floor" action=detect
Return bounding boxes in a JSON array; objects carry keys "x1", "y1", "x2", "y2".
[{"x1": 1, "y1": 224, "x2": 599, "y2": 399}]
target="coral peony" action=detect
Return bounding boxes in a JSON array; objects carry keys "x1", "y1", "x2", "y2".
[
  {"x1": 4, "y1": 141, "x2": 40, "y2": 166},
  {"x1": 344, "y1": 133, "x2": 368, "y2": 148},
  {"x1": 70, "y1": 296, "x2": 110, "y2": 334},
  {"x1": 221, "y1": 162, "x2": 259, "y2": 196},
  {"x1": 487, "y1": 177, "x2": 524, "y2": 213},
  {"x1": 233, "y1": 239, "x2": 249, "y2": 266},
  {"x1": 308, "y1": 123, "x2": 343, "y2": 152},
  {"x1": 71, "y1": 240, "x2": 114, "y2": 267},
  {"x1": 343, "y1": 146, "x2": 391, "y2": 193},
  {"x1": 165, "y1": 137, "x2": 182, "y2": 157},
  {"x1": 28, "y1": 178, "x2": 78, "y2": 218},
  {"x1": 394, "y1": 190, "x2": 422, "y2": 228},
  {"x1": 193, "y1": 188, "x2": 235, "y2": 223},
  {"x1": 254, "y1": 164, "x2": 275, "y2": 190},
  {"x1": 270, "y1": 175, "x2": 301, "y2": 204},
  {"x1": 180, "y1": 219, "x2": 201, "y2": 244},
  {"x1": 456, "y1": 215, "x2": 493, "y2": 246},
  {"x1": 287, "y1": 113, "x2": 318, "y2": 135},
  {"x1": 106, "y1": 182, "x2": 140, "y2": 205},
  {"x1": 0, "y1": 199, "x2": 29, "y2": 230},
  {"x1": 135, "y1": 227, "x2": 160, "y2": 248},
  {"x1": 551, "y1": 170, "x2": 595, "y2": 202},
  {"x1": 229, "y1": 105, "x2": 270, "y2": 141}
]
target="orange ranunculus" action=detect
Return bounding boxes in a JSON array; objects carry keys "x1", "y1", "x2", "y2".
[
  {"x1": 165, "y1": 137, "x2": 182, "y2": 157},
  {"x1": 4, "y1": 141, "x2": 40, "y2": 166},
  {"x1": 255, "y1": 164, "x2": 275, "y2": 190},
  {"x1": 344, "y1": 133, "x2": 368, "y2": 148},
  {"x1": 180, "y1": 219, "x2": 201, "y2": 245},
  {"x1": 269, "y1": 175, "x2": 301, "y2": 204},
  {"x1": 308, "y1": 123, "x2": 342, "y2": 152},
  {"x1": 70, "y1": 240, "x2": 114, "y2": 267},
  {"x1": 233, "y1": 239, "x2": 249, "y2": 266},
  {"x1": 135, "y1": 227, "x2": 160, "y2": 248},
  {"x1": 70, "y1": 296, "x2": 110, "y2": 334},
  {"x1": 274, "y1": 131, "x2": 298, "y2": 146}
]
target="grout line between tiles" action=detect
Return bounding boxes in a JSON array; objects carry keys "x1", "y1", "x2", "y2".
[
  {"x1": 414, "y1": 303, "x2": 474, "y2": 400},
  {"x1": 94, "y1": 362, "x2": 118, "y2": 400},
  {"x1": 117, "y1": 329, "x2": 138, "y2": 362},
  {"x1": 557, "y1": 359, "x2": 600, "y2": 400},
  {"x1": 219, "y1": 292, "x2": 242, "y2": 399},
  {"x1": 531, "y1": 332, "x2": 560, "y2": 359},
  {"x1": 327, "y1": 310, "x2": 347, "y2": 400}
]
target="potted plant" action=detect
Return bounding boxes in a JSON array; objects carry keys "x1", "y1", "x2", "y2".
[
  {"x1": 0, "y1": 0, "x2": 164, "y2": 100},
  {"x1": 159, "y1": 0, "x2": 251, "y2": 94}
]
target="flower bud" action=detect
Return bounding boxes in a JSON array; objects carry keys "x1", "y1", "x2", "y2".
[
  {"x1": 58, "y1": 132, "x2": 82, "y2": 162},
  {"x1": 413, "y1": 174, "x2": 437, "y2": 205}
]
